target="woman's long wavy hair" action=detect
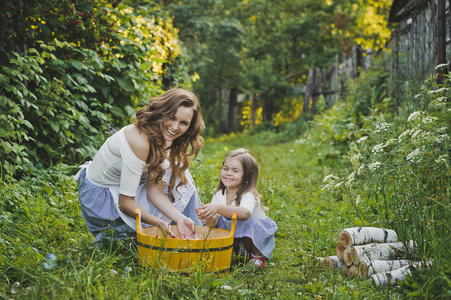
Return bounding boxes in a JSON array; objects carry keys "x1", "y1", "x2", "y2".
[
  {"x1": 135, "y1": 89, "x2": 205, "y2": 201},
  {"x1": 217, "y1": 148, "x2": 268, "y2": 211}
]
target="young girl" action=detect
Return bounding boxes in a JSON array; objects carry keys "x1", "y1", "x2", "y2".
[{"x1": 196, "y1": 148, "x2": 277, "y2": 268}]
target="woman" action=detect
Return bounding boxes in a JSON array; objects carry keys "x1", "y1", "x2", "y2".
[{"x1": 74, "y1": 88, "x2": 205, "y2": 242}]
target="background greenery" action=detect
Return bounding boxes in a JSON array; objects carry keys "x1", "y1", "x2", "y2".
[{"x1": 1, "y1": 0, "x2": 449, "y2": 299}]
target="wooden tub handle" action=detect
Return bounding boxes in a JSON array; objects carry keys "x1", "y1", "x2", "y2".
[
  {"x1": 135, "y1": 208, "x2": 142, "y2": 233},
  {"x1": 228, "y1": 213, "x2": 237, "y2": 238}
]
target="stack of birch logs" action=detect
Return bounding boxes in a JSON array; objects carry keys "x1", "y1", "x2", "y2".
[{"x1": 319, "y1": 227, "x2": 421, "y2": 286}]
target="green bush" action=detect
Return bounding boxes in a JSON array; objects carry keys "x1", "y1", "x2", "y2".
[
  {"x1": 0, "y1": 1, "x2": 190, "y2": 178},
  {"x1": 322, "y1": 69, "x2": 450, "y2": 297}
]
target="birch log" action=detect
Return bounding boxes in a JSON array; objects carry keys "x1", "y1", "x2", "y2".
[
  {"x1": 342, "y1": 265, "x2": 350, "y2": 276},
  {"x1": 372, "y1": 261, "x2": 431, "y2": 285},
  {"x1": 344, "y1": 241, "x2": 414, "y2": 266},
  {"x1": 343, "y1": 247, "x2": 354, "y2": 266},
  {"x1": 348, "y1": 265, "x2": 358, "y2": 276},
  {"x1": 359, "y1": 259, "x2": 410, "y2": 279},
  {"x1": 371, "y1": 265, "x2": 411, "y2": 286},
  {"x1": 336, "y1": 243, "x2": 346, "y2": 261},
  {"x1": 338, "y1": 227, "x2": 398, "y2": 248},
  {"x1": 323, "y1": 256, "x2": 344, "y2": 269}
]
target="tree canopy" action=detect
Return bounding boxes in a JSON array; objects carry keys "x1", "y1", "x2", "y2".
[{"x1": 0, "y1": 0, "x2": 392, "y2": 176}]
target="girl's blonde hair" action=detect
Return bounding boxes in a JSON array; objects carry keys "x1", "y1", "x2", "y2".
[
  {"x1": 217, "y1": 148, "x2": 269, "y2": 211},
  {"x1": 135, "y1": 88, "x2": 205, "y2": 201}
]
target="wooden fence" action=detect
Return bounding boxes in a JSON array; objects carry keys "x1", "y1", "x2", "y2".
[{"x1": 302, "y1": 0, "x2": 450, "y2": 117}]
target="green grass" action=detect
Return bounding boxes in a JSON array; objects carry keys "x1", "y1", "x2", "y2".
[
  {"x1": 1, "y1": 70, "x2": 450, "y2": 298},
  {"x1": 0, "y1": 129, "x2": 409, "y2": 300}
]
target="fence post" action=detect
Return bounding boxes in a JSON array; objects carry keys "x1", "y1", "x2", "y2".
[
  {"x1": 302, "y1": 68, "x2": 315, "y2": 119},
  {"x1": 437, "y1": 0, "x2": 448, "y2": 84},
  {"x1": 311, "y1": 68, "x2": 322, "y2": 116}
]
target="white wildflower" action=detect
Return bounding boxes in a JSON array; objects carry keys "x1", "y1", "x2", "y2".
[
  {"x1": 411, "y1": 129, "x2": 422, "y2": 141},
  {"x1": 357, "y1": 136, "x2": 368, "y2": 143},
  {"x1": 290, "y1": 149, "x2": 295, "y2": 153},
  {"x1": 435, "y1": 63, "x2": 448, "y2": 71},
  {"x1": 375, "y1": 122, "x2": 391, "y2": 133},
  {"x1": 435, "y1": 154, "x2": 449, "y2": 165},
  {"x1": 428, "y1": 96, "x2": 448, "y2": 109},
  {"x1": 321, "y1": 184, "x2": 331, "y2": 191},
  {"x1": 422, "y1": 116, "x2": 438, "y2": 124},
  {"x1": 350, "y1": 154, "x2": 361, "y2": 164},
  {"x1": 372, "y1": 143, "x2": 385, "y2": 155},
  {"x1": 435, "y1": 134, "x2": 450, "y2": 144},
  {"x1": 413, "y1": 131, "x2": 434, "y2": 146},
  {"x1": 407, "y1": 148, "x2": 420, "y2": 163},
  {"x1": 384, "y1": 139, "x2": 397, "y2": 147},
  {"x1": 346, "y1": 171, "x2": 356, "y2": 187},
  {"x1": 295, "y1": 138, "x2": 306, "y2": 144},
  {"x1": 407, "y1": 111, "x2": 422, "y2": 123},
  {"x1": 357, "y1": 164, "x2": 365, "y2": 175},
  {"x1": 414, "y1": 93, "x2": 422, "y2": 99},
  {"x1": 428, "y1": 87, "x2": 448, "y2": 95},
  {"x1": 398, "y1": 129, "x2": 412, "y2": 142},
  {"x1": 356, "y1": 195, "x2": 361, "y2": 205},
  {"x1": 322, "y1": 174, "x2": 340, "y2": 183},
  {"x1": 334, "y1": 181, "x2": 344, "y2": 188},
  {"x1": 368, "y1": 162, "x2": 382, "y2": 171}
]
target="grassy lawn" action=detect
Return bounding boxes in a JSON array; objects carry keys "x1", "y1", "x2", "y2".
[{"x1": 1, "y1": 128, "x2": 411, "y2": 299}]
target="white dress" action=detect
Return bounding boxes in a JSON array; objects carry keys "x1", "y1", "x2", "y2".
[{"x1": 212, "y1": 190, "x2": 278, "y2": 259}]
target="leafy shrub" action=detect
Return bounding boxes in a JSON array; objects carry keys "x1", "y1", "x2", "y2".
[
  {"x1": 0, "y1": 1, "x2": 189, "y2": 178},
  {"x1": 322, "y1": 70, "x2": 450, "y2": 297}
]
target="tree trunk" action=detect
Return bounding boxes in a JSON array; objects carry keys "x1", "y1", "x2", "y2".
[
  {"x1": 338, "y1": 227, "x2": 398, "y2": 248},
  {"x1": 336, "y1": 243, "x2": 346, "y2": 261},
  {"x1": 216, "y1": 89, "x2": 223, "y2": 132},
  {"x1": 251, "y1": 93, "x2": 257, "y2": 126},
  {"x1": 323, "y1": 256, "x2": 343, "y2": 269},
  {"x1": 343, "y1": 241, "x2": 414, "y2": 266},
  {"x1": 261, "y1": 100, "x2": 272, "y2": 122},
  {"x1": 354, "y1": 45, "x2": 363, "y2": 78},
  {"x1": 227, "y1": 87, "x2": 238, "y2": 133},
  {"x1": 359, "y1": 259, "x2": 411, "y2": 279}
]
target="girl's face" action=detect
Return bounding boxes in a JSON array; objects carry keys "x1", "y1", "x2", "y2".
[
  {"x1": 162, "y1": 106, "x2": 194, "y2": 146},
  {"x1": 220, "y1": 157, "x2": 244, "y2": 191}
]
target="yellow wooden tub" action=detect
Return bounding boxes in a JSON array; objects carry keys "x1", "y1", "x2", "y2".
[{"x1": 135, "y1": 209, "x2": 237, "y2": 274}]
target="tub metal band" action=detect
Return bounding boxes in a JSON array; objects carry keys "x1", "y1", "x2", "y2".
[{"x1": 136, "y1": 241, "x2": 233, "y2": 253}]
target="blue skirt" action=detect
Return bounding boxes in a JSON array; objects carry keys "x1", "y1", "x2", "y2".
[
  {"x1": 216, "y1": 215, "x2": 277, "y2": 259},
  {"x1": 76, "y1": 166, "x2": 202, "y2": 243}
]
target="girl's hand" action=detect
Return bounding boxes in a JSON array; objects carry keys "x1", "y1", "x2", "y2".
[
  {"x1": 175, "y1": 218, "x2": 196, "y2": 239},
  {"x1": 196, "y1": 203, "x2": 219, "y2": 220},
  {"x1": 157, "y1": 220, "x2": 176, "y2": 238}
]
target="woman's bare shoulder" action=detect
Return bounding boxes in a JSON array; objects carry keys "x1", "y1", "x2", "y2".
[{"x1": 124, "y1": 125, "x2": 149, "y2": 161}]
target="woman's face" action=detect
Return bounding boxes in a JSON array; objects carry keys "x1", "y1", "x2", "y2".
[
  {"x1": 220, "y1": 157, "x2": 244, "y2": 191},
  {"x1": 162, "y1": 106, "x2": 194, "y2": 146}
]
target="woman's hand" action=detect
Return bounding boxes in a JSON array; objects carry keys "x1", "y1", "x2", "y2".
[
  {"x1": 175, "y1": 217, "x2": 196, "y2": 239},
  {"x1": 157, "y1": 220, "x2": 176, "y2": 238}
]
